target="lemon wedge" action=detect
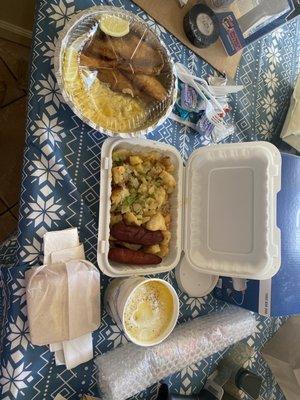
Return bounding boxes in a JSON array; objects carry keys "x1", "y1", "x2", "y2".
[{"x1": 100, "y1": 15, "x2": 130, "y2": 37}]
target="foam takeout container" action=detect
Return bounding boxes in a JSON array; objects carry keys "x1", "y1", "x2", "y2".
[{"x1": 97, "y1": 138, "x2": 281, "y2": 279}]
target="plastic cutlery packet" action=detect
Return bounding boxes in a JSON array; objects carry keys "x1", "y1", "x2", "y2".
[{"x1": 171, "y1": 63, "x2": 237, "y2": 142}]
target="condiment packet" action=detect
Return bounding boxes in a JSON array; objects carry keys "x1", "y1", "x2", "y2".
[{"x1": 180, "y1": 83, "x2": 200, "y2": 112}]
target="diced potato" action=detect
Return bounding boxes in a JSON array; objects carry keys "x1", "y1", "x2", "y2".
[
  {"x1": 164, "y1": 214, "x2": 171, "y2": 228},
  {"x1": 138, "y1": 183, "x2": 148, "y2": 194},
  {"x1": 159, "y1": 244, "x2": 169, "y2": 257},
  {"x1": 143, "y1": 161, "x2": 152, "y2": 173},
  {"x1": 145, "y1": 151, "x2": 160, "y2": 162},
  {"x1": 110, "y1": 213, "x2": 123, "y2": 225},
  {"x1": 129, "y1": 155, "x2": 143, "y2": 165},
  {"x1": 141, "y1": 216, "x2": 151, "y2": 224},
  {"x1": 143, "y1": 209, "x2": 157, "y2": 217},
  {"x1": 150, "y1": 164, "x2": 163, "y2": 176},
  {"x1": 132, "y1": 203, "x2": 142, "y2": 213},
  {"x1": 146, "y1": 213, "x2": 166, "y2": 231},
  {"x1": 154, "y1": 187, "x2": 166, "y2": 208},
  {"x1": 111, "y1": 187, "x2": 129, "y2": 205},
  {"x1": 143, "y1": 244, "x2": 160, "y2": 254},
  {"x1": 129, "y1": 176, "x2": 139, "y2": 188},
  {"x1": 112, "y1": 166, "x2": 125, "y2": 184},
  {"x1": 145, "y1": 197, "x2": 158, "y2": 211},
  {"x1": 112, "y1": 149, "x2": 130, "y2": 162},
  {"x1": 161, "y1": 230, "x2": 171, "y2": 245},
  {"x1": 159, "y1": 170, "x2": 176, "y2": 193},
  {"x1": 124, "y1": 211, "x2": 142, "y2": 226},
  {"x1": 161, "y1": 157, "x2": 175, "y2": 173},
  {"x1": 134, "y1": 163, "x2": 144, "y2": 173},
  {"x1": 149, "y1": 186, "x2": 155, "y2": 195}
]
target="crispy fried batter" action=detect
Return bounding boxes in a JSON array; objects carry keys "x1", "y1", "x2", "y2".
[
  {"x1": 81, "y1": 52, "x2": 161, "y2": 75},
  {"x1": 86, "y1": 33, "x2": 164, "y2": 75},
  {"x1": 95, "y1": 68, "x2": 136, "y2": 97},
  {"x1": 125, "y1": 73, "x2": 168, "y2": 102},
  {"x1": 81, "y1": 33, "x2": 167, "y2": 103},
  {"x1": 92, "y1": 66, "x2": 153, "y2": 104}
]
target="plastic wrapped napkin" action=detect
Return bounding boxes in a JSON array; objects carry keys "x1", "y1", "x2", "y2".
[{"x1": 26, "y1": 259, "x2": 100, "y2": 346}]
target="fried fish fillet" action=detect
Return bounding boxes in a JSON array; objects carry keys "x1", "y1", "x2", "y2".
[
  {"x1": 95, "y1": 68, "x2": 136, "y2": 97},
  {"x1": 125, "y1": 73, "x2": 168, "y2": 102},
  {"x1": 86, "y1": 33, "x2": 164, "y2": 75},
  {"x1": 91, "y1": 66, "x2": 152, "y2": 104},
  {"x1": 80, "y1": 52, "x2": 161, "y2": 75}
]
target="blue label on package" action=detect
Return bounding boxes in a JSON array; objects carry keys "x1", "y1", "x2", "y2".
[
  {"x1": 216, "y1": 12, "x2": 246, "y2": 56},
  {"x1": 214, "y1": 153, "x2": 300, "y2": 317}
]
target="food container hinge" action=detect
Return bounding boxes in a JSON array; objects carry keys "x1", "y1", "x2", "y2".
[
  {"x1": 102, "y1": 157, "x2": 111, "y2": 170},
  {"x1": 100, "y1": 240, "x2": 107, "y2": 254}
]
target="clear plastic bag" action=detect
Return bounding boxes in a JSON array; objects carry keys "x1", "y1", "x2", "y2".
[{"x1": 25, "y1": 260, "x2": 100, "y2": 346}]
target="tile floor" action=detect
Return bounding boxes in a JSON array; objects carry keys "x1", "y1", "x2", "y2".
[{"x1": 0, "y1": 37, "x2": 31, "y2": 242}]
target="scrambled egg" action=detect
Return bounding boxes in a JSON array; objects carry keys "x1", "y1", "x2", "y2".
[{"x1": 110, "y1": 149, "x2": 175, "y2": 258}]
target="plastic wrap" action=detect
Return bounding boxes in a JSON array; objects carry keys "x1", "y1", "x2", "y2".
[
  {"x1": 55, "y1": 6, "x2": 177, "y2": 137},
  {"x1": 95, "y1": 306, "x2": 257, "y2": 400},
  {"x1": 25, "y1": 260, "x2": 100, "y2": 345}
]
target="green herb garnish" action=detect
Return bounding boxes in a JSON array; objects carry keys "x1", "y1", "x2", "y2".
[{"x1": 123, "y1": 194, "x2": 137, "y2": 207}]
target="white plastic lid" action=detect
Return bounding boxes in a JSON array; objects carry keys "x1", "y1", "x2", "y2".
[
  {"x1": 175, "y1": 256, "x2": 218, "y2": 297},
  {"x1": 183, "y1": 142, "x2": 281, "y2": 280}
]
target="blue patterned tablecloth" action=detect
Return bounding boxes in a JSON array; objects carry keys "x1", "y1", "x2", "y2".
[{"x1": 1, "y1": 0, "x2": 300, "y2": 399}]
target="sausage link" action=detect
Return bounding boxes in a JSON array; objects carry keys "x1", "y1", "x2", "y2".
[
  {"x1": 111, "y1": 222, "x2": 163, "y2": 245},
  {"x1": 108, "y1": 247, "x2": 162, "y2": 265}
]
